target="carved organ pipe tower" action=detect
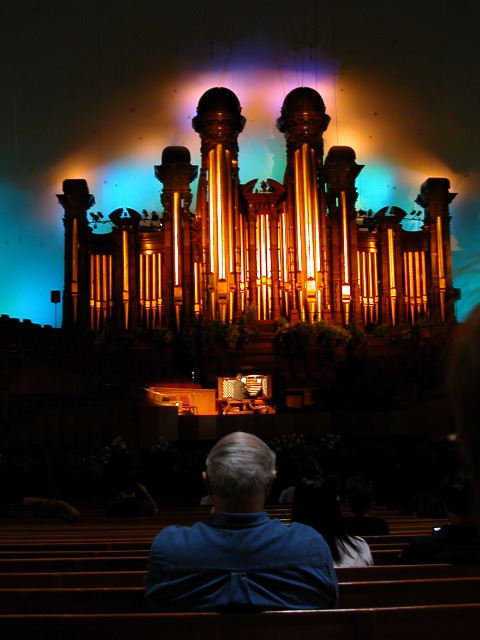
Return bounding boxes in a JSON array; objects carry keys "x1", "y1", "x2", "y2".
[
  {"x1": 192, "y1": 88, "x2": 246, "y2": 323},
  {"x1": 276, "y1": 88, "x2": 331, "y2": 323},
  {"x1": 58, "y1": 179, "x2": 95, "y2": 330},
  {"x1": 155, "y1": 147, "x2": 198, "y2": 329},
  {"x1": 416, "y1": 178, "x2": 456, "y2": 324},
  {"x1": 324, "y1": 146, "x2": 364, "y2": 325}
]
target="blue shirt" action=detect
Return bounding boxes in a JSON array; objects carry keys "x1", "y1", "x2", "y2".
[{"x1": 144, "y1": 511, "x2": 338, "y2": 612}]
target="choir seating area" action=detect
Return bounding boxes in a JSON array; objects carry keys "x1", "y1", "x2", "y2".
[{"x1": 1, "y1": 504, "x2": 479, "y2": 639}]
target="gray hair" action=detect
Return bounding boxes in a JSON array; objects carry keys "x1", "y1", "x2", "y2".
[{"x1": 206, "y1": 431, "x2": 276, "y2": 500}]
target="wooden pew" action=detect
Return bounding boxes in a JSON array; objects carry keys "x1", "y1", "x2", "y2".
[
  {"x1": 2, "y1": 563, "x2": 480, "y2": 589},
  {"x1": 2, "y1": 576, "x2": 480, "y2": 614},
  {"x1": 0, "y1": 556, "x2": 148, "y2": 573},
  {"x1": 336, "y1": 562, "x2": 480, "y2": 582},
  {"x1": 338, "y1": 576, "x2": 480, "y2": 608},
  {"x1": 0, "y1": 549, "x2": 403, "y2": 572},
  {"x1": 0, "y1": 571, "x2": 147, "y2": 588},
  {"x1": 1, "y1": 605, "x2": 480, "y2": 640}
]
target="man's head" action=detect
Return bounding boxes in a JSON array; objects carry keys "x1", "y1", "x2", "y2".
[{"x1": 203, "y1": 431, "x2": 276, "y2": 512}]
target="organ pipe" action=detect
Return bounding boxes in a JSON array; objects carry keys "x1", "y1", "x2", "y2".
[
  {"x1": 387, "y1": 228, "x2": 397, "y2": 325},
  {"x1": 437, "y1": 216, "x2": 446, "y2": 321},
  {"x1": 122, "y1": 229, "x2": 130, "y2": 329}
]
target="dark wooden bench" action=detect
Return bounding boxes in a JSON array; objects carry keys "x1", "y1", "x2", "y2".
[
  {"x1": 0, "y1": 556, "x2": 148, "y2": 573},
  {"x1": 338, "y1": 576, "x2": 480, "y2": 608},
  {"x1": 2, "y1": 576, "x2": 480, "y2": 614},
  {"x1": 1, "y1": 605, "x2": 479, "y2": 640},
  {"x1": 0, "y1": 570, "x2": 147, "y2": 588},
  {"x1": 336, "y1": 562, "x2": 480, "y2": 582},
  {"x1": 2, "y1": 563, "x2": 480, "y2": 589}
]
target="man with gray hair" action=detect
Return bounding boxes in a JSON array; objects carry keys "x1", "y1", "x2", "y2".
[{"x1": 145, "y1": 431, "x2": 338, "y2": 612}]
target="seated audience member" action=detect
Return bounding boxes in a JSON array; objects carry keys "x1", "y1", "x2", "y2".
[
  {"x1": 145, "y1": 431, "x2": 338, "y2": 612},
  {"x1": 447, "y1": 304, "x2": 480, "y2": 521},
  {"x1": 344, "y1": 474, "x2": 389, "y2": 536},
  {"x1": 106, "y1": 475, "x2": 158, "y2": 517},
  {"x1": 23, "y1": 495, "x2": 80, "y2": 521},
  {"x1": 397, "y1": 469, "x2": 480, "y2": 564},
  {"x1": 291, "y1": 474, "x2": 374, "y2": 567},
  {"x1": 278, "y1": 485, "x2": 296, "y2": 504}
]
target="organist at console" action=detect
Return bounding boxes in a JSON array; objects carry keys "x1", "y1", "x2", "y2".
[{"x1": 217, "y1": 374, "x2": 275, "y2": 414}]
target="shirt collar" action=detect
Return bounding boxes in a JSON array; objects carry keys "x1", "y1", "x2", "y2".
[{"x1": 207, "y1": 511, "x2": 270, "y2": 529}]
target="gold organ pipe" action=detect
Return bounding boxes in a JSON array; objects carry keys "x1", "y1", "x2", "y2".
[
  {"x1": 122, "y1": 229, "x2": 130, "y2": 329},
  {"x1": 316, "y1": 290, "x2": 322, "y2": 319},
  {"x1": 208, "y1": 149, "x2": 217, "y2": 275},
  {"x1": 388, "y1": 228, "x2": 396, "y2": 291},
  {"x1": 403, "y1": 253, "x2": 409, "y2": 319},
  {"x1": 146, "y1": 253, "x2": 151, "y2": 311},
  {"x1": 437, "y1": 217, "x2": 446, "y2": 321},
  {"x1": 194, "y1": 262, "x2": 200, "y2": 318},
  {"x1": 266, "y1": 213, "x2": 272, "y2": 319},
  {"x1": 262, "y1": 214, "x2": 269, "y2": 319},
  {"x1": 414, "y1": 252, "x2": 422, "y2": 314},
  {"x1": 437, "y1": 217, "x2": 445, "y2": 283},
  {"x1": 407, "y1": 252, "x2": 415, "y2": 323},
  {"x1": 302, "y1": 144, "x2": 315, "y2": 278},
  {"x1": 358, "y1": 252, "x2": 366, "y2": 325},
  {"x1": 367, "y1": 251, "x2": 374, "y2": 322},
  {"x1": 311, "y1": 148, "x2": 322, "y2": 275},
  {"x1": 226, "y1": 149, "x2": 235, "y2": 276},
  {"x1": 139, "y1": 254, "x2": 144, "y2": 323},
  {"x1": 294, "y1": 149, "x2": 304, "y2": 272},
  {"x1": 421, "y1": 251, "x2": 428, "y2": 315},
  {"x1": 152, "y1": 253, "x2": 158, "y2": 310},
  {"x1": 102, "y1": 255, "x2": 108, "y2": 325},
  {"x1": 89, "y1": 254, "x2": 95, "y2": 329},
  {"x1": 240, "y1": 213, "x2": 246, "y2": 313},
  {"x1": 259, "y1": 215, "x2": 265, "y2": 319},
  {"x1": 387, "y1": 228, "x2": 396, "y2": 325},
  {"x1": 372, "y1": 249, "x2": 379, "y2": 324},
  {"x1": 280, "y1": 212, "x2": 289, "y2": 315},
  {"x1": 71, "y1": 218, "x2": 78, "y2": 322},
  {"x1": 95, "y1": 254, "x2": 101, "y2": 311},
  {"x1": 107, "y1": 255, "x2": 112, "y2": 315},
  {"x1": 173, "y1": 192, "x2": 181, "y2": 286},
  {"x1": 94, "y1": 254, "x2": 101, "y2": 330},
  {"x1": 255, "y1": 213, "x2": 262, "y2": 318},
  {"x1": 157, "y1": 254, "x2": 163, "y2": 325},
  {"x1": 340, "y1": 191, "x2": 350, "y2": 285},
  {"x1": 217, "y1": 145, "x2": 226, "y2": 280}
]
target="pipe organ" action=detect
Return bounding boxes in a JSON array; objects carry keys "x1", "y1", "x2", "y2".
[{"x1": 59, "y1": 87, "x2": 458, "y2": 334}]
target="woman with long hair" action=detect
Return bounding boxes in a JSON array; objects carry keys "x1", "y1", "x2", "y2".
[{"x1": 291, "y1": 474, "x2": 373, "y2": 567}]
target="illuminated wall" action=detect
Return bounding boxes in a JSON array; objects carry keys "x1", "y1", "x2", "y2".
[{"x1": 2, "y1": 1, "x2": 479, "y2": 326}]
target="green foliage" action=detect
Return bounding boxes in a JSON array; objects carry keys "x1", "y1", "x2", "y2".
[
  {"x1": 180, "y1": 306, "x2": 259, "y2": 356},
  {"x1": 365, "y1": 322, "x2": 390, "y2": 338},
  {"x1": 274, "y1": 318, "x2": 355, "y2": 355},
  {"x1": 151, "y1": 326, "x2": 176, "y2": 345}
]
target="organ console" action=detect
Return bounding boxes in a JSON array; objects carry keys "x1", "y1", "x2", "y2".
[{"x1": 217, "y1": 375, "x2": 275, "y2": 414}]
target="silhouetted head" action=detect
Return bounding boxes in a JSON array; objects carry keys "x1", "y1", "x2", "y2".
[
  {"x1": 346, "y1": 475, "x2": 375, "y2": 516},
  {"x1": 441, "y1": 469, "x2": 475, "y2": 521}
]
